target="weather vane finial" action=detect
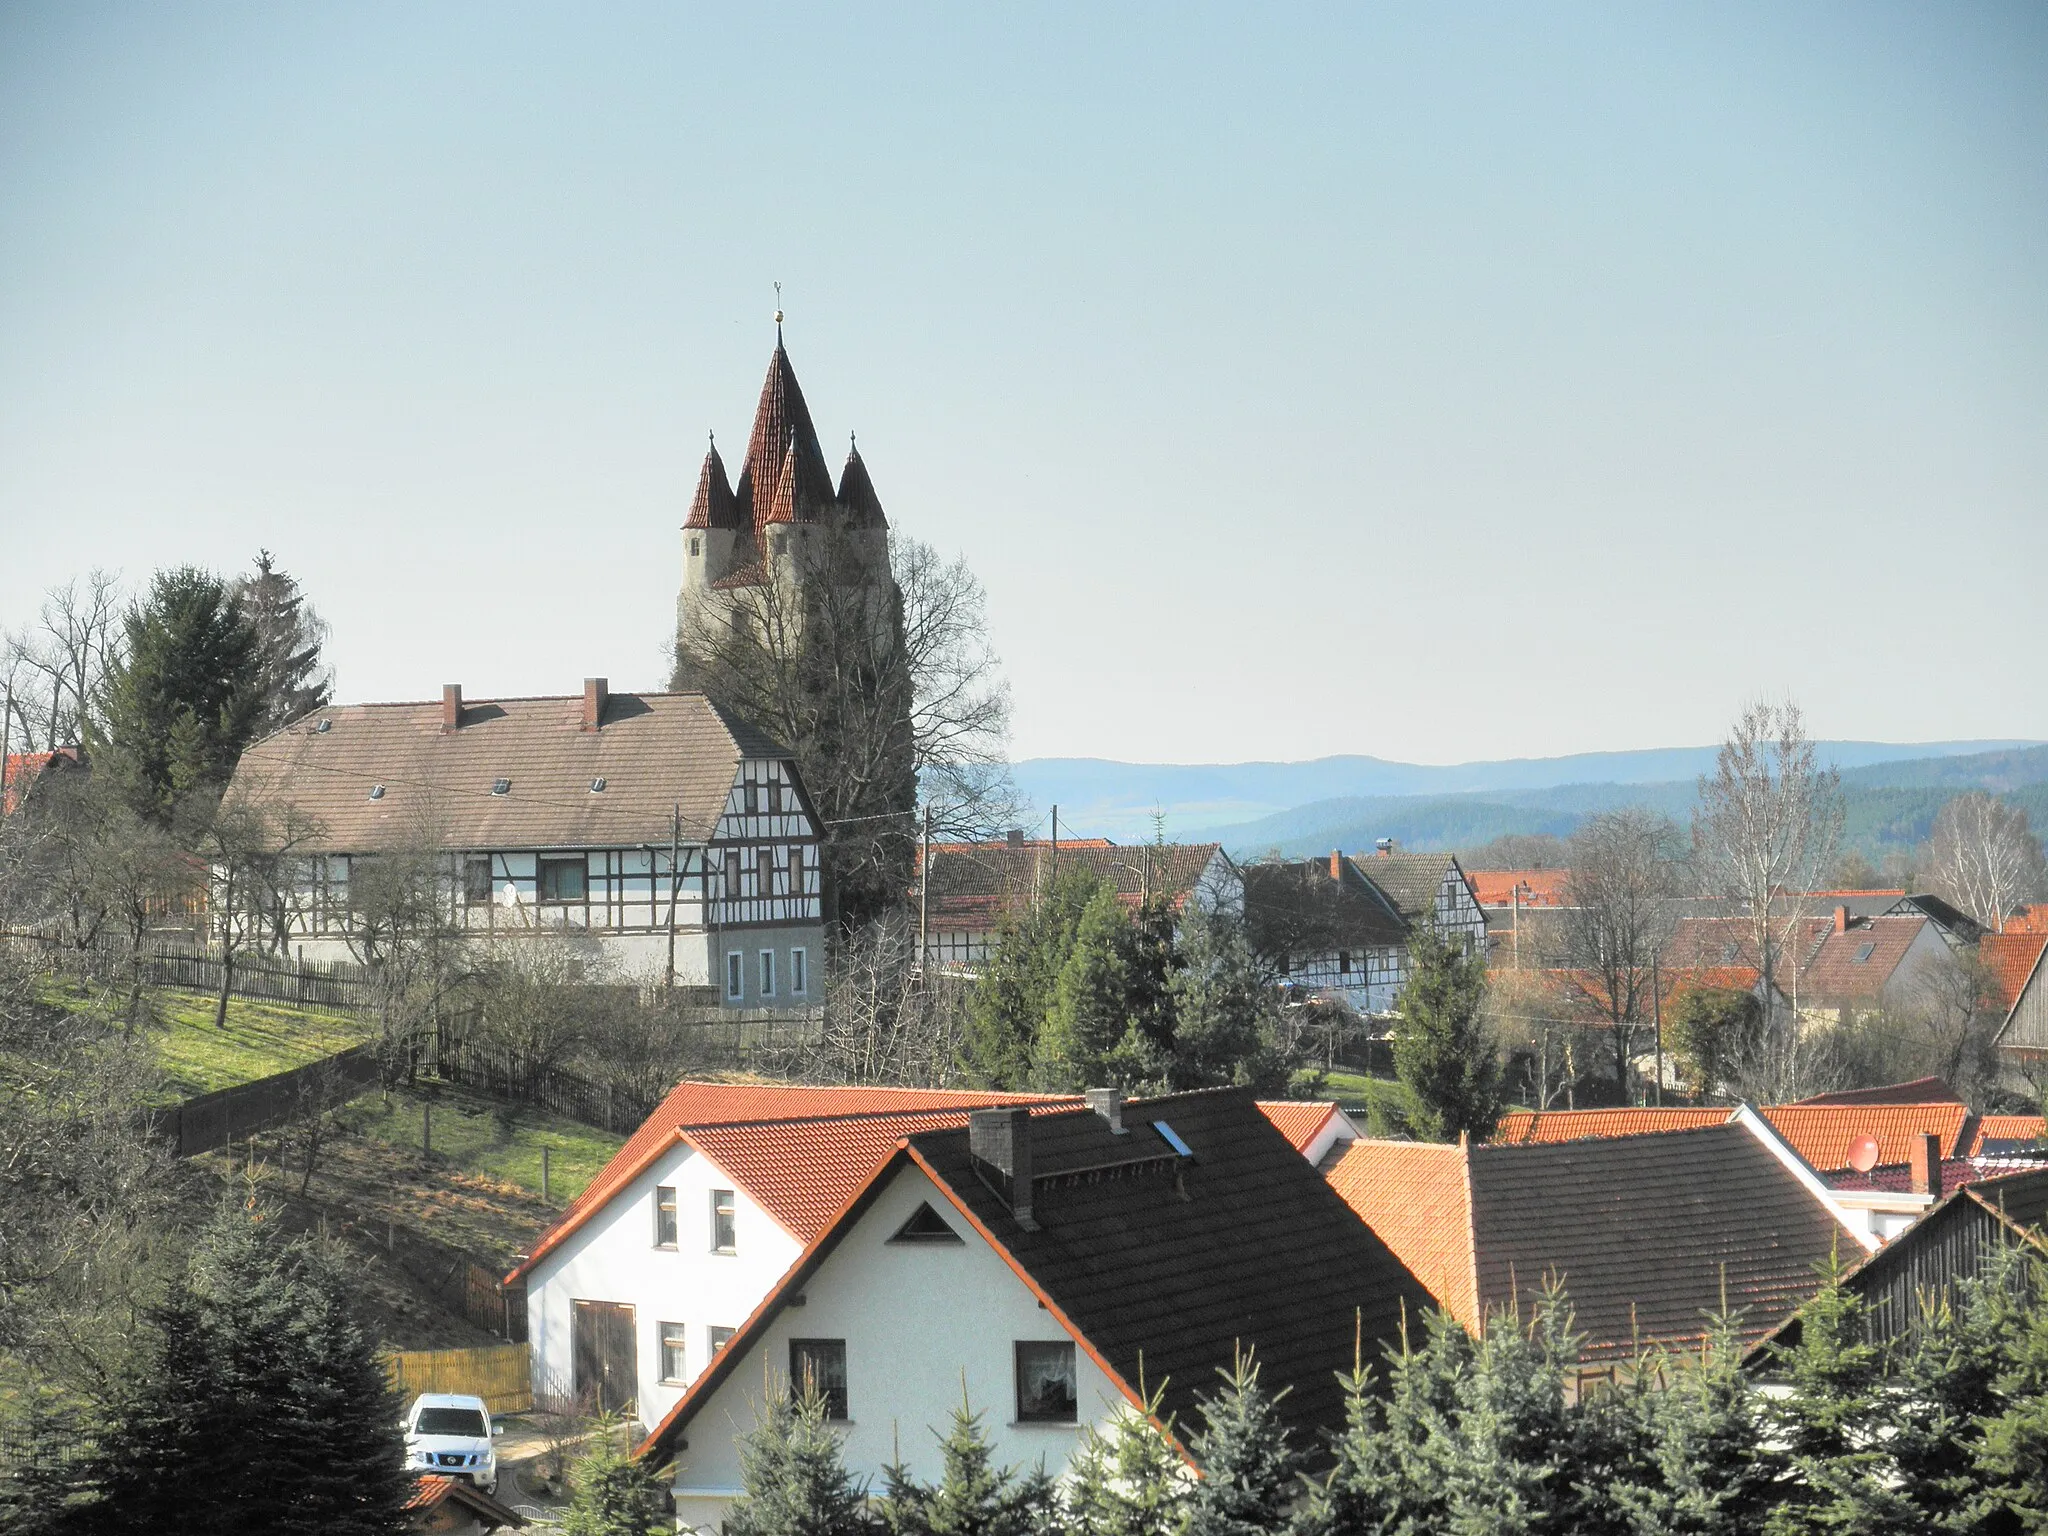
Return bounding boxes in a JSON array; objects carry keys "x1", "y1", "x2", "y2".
[{"x1": 773, "y1": 281, "x2": 784, "y2": 340}]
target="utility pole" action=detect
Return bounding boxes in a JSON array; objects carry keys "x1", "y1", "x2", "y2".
[
  {"x1": 1511, "y1": 884, "x2": 1521, "y2": 970},
  {"x1": 0, "y1": 683, "x2": 11, "y2": 817},
  {"x1": 918, "y1": 804, "x2": 932, "y2": 978},
  {"x1": 1050, "y1": 805, "x2": 1059, "y2": 889},
  {"x1": 1652, "y1": 946, "x2": 1664, "y2": 1107},
  {"x1": 665, "y1": 804, "x2": 681, "y2": 990}
]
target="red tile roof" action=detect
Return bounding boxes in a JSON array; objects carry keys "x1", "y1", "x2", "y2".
[
  {"x1": 404, "y1": 1474, "x2": 525, "y2": 1526},
  {"x1": 1760, "y1": 1103, "x2": 1972, "y2": 1172},
  {"x1": 2, "y1": 748, "x2": 79, "y2": 814},
  {"x1": 506, "y1": 1081, "x2": 1342, "y2": 1283},
  {"x1": 917, "y1": 840, "x2": 1228, "y2": 928},
  {"x1": 1325, "y1": 1140, "x2": 1477, "y2": 1327},
  {"x1": 1971, "y1": 1114, "x2": 2048, "y2": 1152},
  {"x1": 1790, "y1": 1076, "x2": 1963, "y2": 1106},
  {"x1": 1795, "y1": 916, "x2": 1932, "y2": 1003},
  {"x1": 683, "y1": 440, "x2": 738, "y2": 530},
  {"x1": 1983, "y1": 932, "x2": 2048, "y2": 1014},
  {"x1": 2003, "y1": 904, "x2": 2048, "y2": 935},
  {"x1": 1493, "y1": 1108, "x2": 1733, "y2": 1145},
  {"x1": 1467, "y1": 869, "x2": 1571, "y2": 908}
]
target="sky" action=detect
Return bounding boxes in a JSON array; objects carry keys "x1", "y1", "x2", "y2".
[{"x1": 2, "y1": 3, "x2": 2044, "y2": 766}]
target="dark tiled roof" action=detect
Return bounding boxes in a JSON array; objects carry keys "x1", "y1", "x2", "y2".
[
  {"x1": 640, "y1": 1089, "x2": 1436, "y2": 1466},
  {"x1": 227, "y1": 690, "x2": 792, "y2": 851},
  {"x1": 1465, "y1": 1123, "x2": 1845, "y2": 1361},
  {"x1": 836, "y1": 443, "x2": 887, "y2": 528},
  {"x1": 1354, "y1": 851, "x2": 1464, "y2": 923},
  {"x1": 1790, "y1": 1076, "x2": 1962, "y2": 1107},
  {"x1": 918, "y1": 841, "x2": 1229, "y2": 928},
  {"x1": 1888, "y1": 893, "x2": 1985, "y2": 942},
  {"x1": 1242, "y1": 857, "x2": 1409, "y2": 957}
]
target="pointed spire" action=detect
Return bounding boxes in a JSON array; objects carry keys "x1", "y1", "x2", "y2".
[
  {"x1": 764, "y1": 424, "x2": 834, "y2": 525},
  {"x1": 684, "y1": 436, "x2": 738, "y2": 530},
  {"x1": 836, "y1": 434, "x2": 887, "y2": 530},
  {"x1": 740, "y1": 342, "x2": 832, "y2": 537}
]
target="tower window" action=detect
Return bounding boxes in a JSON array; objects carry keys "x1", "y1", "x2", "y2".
[{"x1": 689, "y1": 537, "x2": 701, "y2": 556}]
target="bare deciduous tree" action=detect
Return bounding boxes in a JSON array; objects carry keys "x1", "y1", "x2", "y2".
[
  {"x1": 1692, "y1": 701, "x2": 1843, "y2": 1021},
  {"x1": 2, "y1": 571, "x2": 123, "y2": 755},
  {"x1": 189, "y1": 793, "x2": 320, "y2": 1029},
  {"x1": 816, "y1": 914, "x2": 971, "y2": 1086},
  {"x1": 1928, "y1": 792, "x2": 2046, "y2": 934},
  {"x1": 1879, "y1": 946, "x2": 2003, "y2": 1102},
  {"x1": 1559, "y1": 808, "x2": 1681, "y2": 1102}
]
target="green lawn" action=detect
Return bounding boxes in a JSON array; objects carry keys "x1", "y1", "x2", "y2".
[
  {"x1": 1314, "y1": 1069, "x2": 1416, "y2": 1133},
  {"x1": 42, "y1": 982, "x2": 374, "y2": 1100},
  {"x1": 343, "y1": 1084, "x2": 625, "y2": 1204}
]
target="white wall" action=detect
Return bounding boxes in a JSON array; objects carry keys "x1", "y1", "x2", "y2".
[
  {"x1": 669, "y1": 1163, "x2": 1125, "y2": 1533},
  {"x1": 525, "y1": 1141, "x2": 803, "y2": 1428}
]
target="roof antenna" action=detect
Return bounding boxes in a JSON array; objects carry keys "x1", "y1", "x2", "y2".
[{"x1": 773, "y1": 281, "x2": 784, "y2": 343}]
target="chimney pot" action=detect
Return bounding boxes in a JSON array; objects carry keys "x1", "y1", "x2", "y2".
[
  {"x1": 1006, "y1": 828, "x2": 1025, "y2": 848},
  {"x1": 968, "y1": 1108, "x2": 1035, "y2": 1228},
  {"x1": 582, "y1": 677, "x2": 608, "y2": 732},
  {"x1": 441, "y1": 684, "x2": 462, "y2": 732},
  {"x1": 1084, "y1": 1088, "x2": 1125, "y2": 1134},
  {"x1": 1330, "y1": 850, "x2": 1344, "y2": 881},
  {"x1": 1835, "y1": 905, "x2": 1850, "y2": 935},
  {"x1": 1910, "y1": 1131, "x2": 1942, "y2": 1196}
]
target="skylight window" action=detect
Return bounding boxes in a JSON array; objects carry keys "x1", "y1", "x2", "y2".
[
  {"x1": 1854, "y1": 942, "x2": 1877, "y2": 962},
  {"x1": 314, "y1": 719, "x2": 332, "y2": 733},
  {"x1": 590, "y1": 777, "x2": 607, "y2": 793},
  {"x1": 491, "y1": 778, "x2": 511, "y2": 796},
  {"x1": 1153, "y1": 1120, "x2": 1193, "y2": 1158},
  {"x1": 368, "y1": 784, "x2": 385, "y2": 800}
]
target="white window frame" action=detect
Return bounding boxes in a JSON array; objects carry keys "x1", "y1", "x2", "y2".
[
  {"x1": 759, "y1": 949, "x2": 776, "y2": 999},
  {"x1": 790, "y1": 947, "x2": 808, "y2": 998},
  {"x1": 659, "y1": 1322, "x2": 688, "y2": 1385},
  {"x1": 654, "y1": 1185, "x2": 678, "y2": 1249},
  {"x1": 710, "y1": 1188, "x2": 737, "y2": 1255},
  {"x1": 726, "y1": 951, "x2": 744, "y2": 1001}
]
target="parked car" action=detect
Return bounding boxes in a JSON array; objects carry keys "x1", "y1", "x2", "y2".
[{"x1": 402, "y1": 1392, "x2": 502, "y2": 1494}]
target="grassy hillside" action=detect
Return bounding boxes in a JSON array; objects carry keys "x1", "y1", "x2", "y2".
[{"x1": 345, "y1": 1083, "x2": 623, "y2": 1205}]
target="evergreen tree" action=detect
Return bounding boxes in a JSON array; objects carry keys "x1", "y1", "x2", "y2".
[
  {"x1": 1160, "y1": 907, "x2": 1289, "y2": 1095},
  {"x1": 1438, "y1": 1287, "x2": 1579, "y2": 1535},
  {"x1": 1036, "y1": 884, "x2": 1143, "y2": 1091},
  {"x1": 877, "y1": 1397, "x2": 1058, "y2": 1536},
  {"x1": 1968, "y1": 1241, "x2": 2048, "y2": 1532},
  {"x1": 1604, "y1": 1315, "x2": 1777, "y2": 1536},
  {"x1": 1185, "y1": 1347, "x2": 1298, "y2": 1536},
  {"x1": 724, "y1": 1381, "x2": 874, "y2": 1536},
  {"x1": 1065, "y1": 1381, "x2": 1188, "y2": 1536},
  {"x1": 1389, "y1": 922, "x2": 1501, "y2": 1143},
  {"x1": 0, "y1": 1388, "x2": 95, "y2": 1535},
  {"x1": 1761, "y1": 1259, "x2": 1916, "y2": 1535},
  {"x1": 230, "y1": 549, "x2": 333, "y2": 737},
  {"x1": 75, "y1": 1201, "x2": 409, "y2": 1536},
  {"x1": 90, "y1": 566, "x2": 261, "y2": 822},
  {"x1": 962, "y1": 872, "x2": 1101, "y2": 1088},
  {"x1": 559, "y1": 1417, "x2": 672, "y2": 1536}
]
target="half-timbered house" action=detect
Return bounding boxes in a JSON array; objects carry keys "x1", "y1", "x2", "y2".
[{"x1": 221, "y1": 679, "x2": 823, "y2": 1004}]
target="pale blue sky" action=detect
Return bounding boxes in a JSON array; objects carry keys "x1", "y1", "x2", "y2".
[{"x1": 2, "y1": 3, "x2": 2043, "y2": 764}]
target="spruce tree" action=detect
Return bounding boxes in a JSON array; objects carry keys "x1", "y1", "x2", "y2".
[
  {"x1": 1065, "y1": 1381, "x2": 1188, "y2": 1536},
  {"x1": 1761, "y1": 1259, "x2": 1915, "y2": 1535},
  {"x1": 560, "y1": 1417, "x2": 672, "y2": 1536},
  {"x1": 230, "y1": 549, "x2": 333, "y2": 737},
  {"x1": 963, "y1": 871, "x2": 1101, "y2": 1088},
  {"x1": 1185, "y1": 1347, "x2": 1298, "y2": 1536},
  {"x1": 724, "y1": 1381, "x2": 874, "y2": 1536},
  {"x1": 75, "y1": 1201, "x2": 409, "y2": 1536},
  {"x1": 1603, "y1": 1314, "x2": 1776, "y2": 1536},
  {"x1": 1389, "y1": 922, "x2": 1501, "y2": 1143},
  {"x1": 1036, "y1": 884, "x2": 1141, "y2": 1091},
  {"x1": 90, "y1": 566, "x2": 261, "y2": 822},
  {"x1": 1968, "y1": 1241, "x2": 2048, "y2": 1532},
  {"x1": 1440, "y1": 1286, "x2": 1578, "y2": 1535},
  {"x1": 877, "y1": 1398, "x2": 1058, "y2": 1536},
  {"x1": 1161, "y1": 907, "x2": 1288, "y2": 1094}
]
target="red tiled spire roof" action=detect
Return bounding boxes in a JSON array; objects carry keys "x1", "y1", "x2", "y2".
[
  {"x1": 738, "y1": 343, "x2": 833, "y2": 539},
  {"x1": 683, "y1": 439, "x2": 738, "y2": 531},
  {"x1": 763, "y1": 426, "x2": 834, "y2": 526},
  {"x1": 836, "y1": 438, "x2": 886, "y2": 529}
]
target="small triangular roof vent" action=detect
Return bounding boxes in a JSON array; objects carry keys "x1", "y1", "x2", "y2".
[{"x1": 889, "y1": 1201, "x2": 964, "y2": 1244}]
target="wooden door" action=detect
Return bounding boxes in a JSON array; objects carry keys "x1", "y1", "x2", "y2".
[{"x1": 572, "y1": 1300, "x2": 638, "y2": 1416}]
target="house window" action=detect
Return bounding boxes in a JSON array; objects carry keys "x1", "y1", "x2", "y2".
[
  {"x1": 689, "y1": 537, "x2": 700, "y2": 556},
  {"x1": 787, "y1": 846, "x2": 804, "y2": 894},
  {"x1": 725, "y1": 849, "x2": 743, "y2": 899},
  {"x1": 1015, "y1": 1341, "x2": 1077, "y2": 1423},
  {"x1": 538, "y1": 856, "x2": 587, "y2": 903},
  {"x1": 711, "y1": 1189, "x2": 736, "y2": 1254},
  {"x1": 1338, "y1": 950, "x2": 1351, "y2": 976},
  {"x1": 654, "y1": 1186, "x2": 678, "y2": 1248},
  {"x1": 659, "y1": 1324, "x2": 687, "y2": 1384},
  {"x1": 462, "y1": 856, "x2": 493, "y2": 904},
  {"x1": 790, "y1": 947, "x2": 808, "y2": 998},
  {"x1": 767, "y1": 780, "x2": 782, "y2": 814},
  {"x1": 759, "y1": 848, "x2": 777, "y2": 896},
  {"x1": 709, "y1": 1326, "x2": 736, "y2": 1357},
  {"x1": 759, "y1": 950, "x2": 776, "y2": 999},
  {"x1": 743, "y1": 783, "x2": 759, "y2": 814},
  {"x1": 726, "y1": 951, "x2": 744, "y2": 1001},
  {"x1": 790, "y1": 1340, "x2": 848, "y2": 1420}
]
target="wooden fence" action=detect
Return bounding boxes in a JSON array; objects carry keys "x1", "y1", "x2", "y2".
[
  {"x1": 385, "y1": 1343, "x2": 533, "y2": 1415},
  {"x1": 149, "y1": 1043, "x2": 383, "y2": 1157},
  {"x1": 4, "y1": 928, "x2": 369, "y2": 1009}
]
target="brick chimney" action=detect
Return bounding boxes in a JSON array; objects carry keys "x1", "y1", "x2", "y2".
[
  {"x1": 1910, "y1": 1131, "x2": 1942, "y2": 1196},
  {"x1": 969, "y1": 1108, "x2": 1035, "y2": 1229},
  {"x1": 1006, "y1": 828, "x2": 1024, "y2": 848},
  {"x1": 1835, "y1": 905, "x2": 1851, "y2": 935},
  {"x1": 1329, "y1": 850, "x2": 1344, "y2": 880},
  {"x1": 582, "y1": 677, "x2": 608, "y2": 732},
  {"x1": 441, "y1": 684, "x2": 462, "y2": 732},
  {"x1": 1085, "y1": 1088, "x2": 1125, "y2": 1134}
]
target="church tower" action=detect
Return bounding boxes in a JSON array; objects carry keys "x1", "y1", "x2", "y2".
[{"x1": 676, "y1": 335, "x2": 893, "y2": 650}]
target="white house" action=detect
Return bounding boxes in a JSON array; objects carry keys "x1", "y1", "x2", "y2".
[
  {"x1": 505, "y1": 1084, "x2": 1361, "y2": 1434},
  {"x1": 633, "y1": 1089, "x2": 1430, "y2": 1533},
  {"x1": 222, "y1": 681, "x2": 822, "y2": 1003}
]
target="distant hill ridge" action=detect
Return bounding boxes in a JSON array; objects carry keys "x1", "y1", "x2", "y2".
[{"x1": 1007, "y1": 741, "x2": 2048, "y2": 855}]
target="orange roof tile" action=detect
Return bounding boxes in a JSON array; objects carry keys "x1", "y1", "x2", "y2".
[
  {"x1": 1325, "y1": 1140, "x2": 1478, "y2": 1328},
  {"x1": 1761, "y1": 1103, "x2": 1972, "y2": 1172},
  {"x1": 1983, "y1": 932, "x2": 2048, "y2": 1014},
  {"x1": 2004, "y1": 904, "x2": 2048, "y2": 935},
  {"x1": 1257, "y1": 1100, "x2": 1340, "y2": 1153},
  {"x1": 1492, "y1": 1108, "x2": 1732, "y2": 1145},
  {"x1": 1790, "y1": 1077, "x2": 1962, "y2": 1106},
  {"x1": 1467, "y1": 869, "x2": 1571, "y2": 908},
  {"x1": 1970, "y1": 1114, "x2": 2048, "y2": 1152}
]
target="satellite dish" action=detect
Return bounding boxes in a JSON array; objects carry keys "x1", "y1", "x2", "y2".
[{"x1": 1848, "y1": 1133, "x2": 1881, "y2": 1173}]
